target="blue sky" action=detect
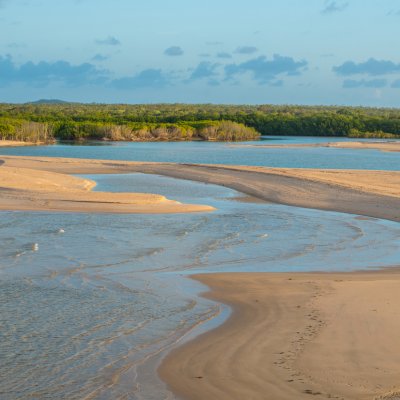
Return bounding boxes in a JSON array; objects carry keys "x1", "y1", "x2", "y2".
[{"x1": 1, "y1": 0, "x2": 400, "y2": 105}]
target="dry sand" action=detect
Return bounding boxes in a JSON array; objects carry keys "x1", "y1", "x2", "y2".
[
  {"x1": 160, "y1": 272, "x2": 400, "y2": 400},
  {"x1": 0, "y1": 140, "x2": 42, "y2": 147},
  {"x1": 2, "y1": 155, "x2": 400, "y2": 398},
  {"x1": 131, "y1": 163, "x2": 400, "y2": 222},
  {"x1": 235, "y1": 140, "x2": 400, "y2": 152},
  {"x1": 233, "y1": 166, "x2": 400, "y2": 198},
  {"x1": 0, "y1": 163, "x2": 215, "y2": 214},
  {"x1": 1, "y1": 156, "x2": 399, "y2": 220},
  {"x1": 327, "y1": 141, "x2": 400, "y2": 152}
]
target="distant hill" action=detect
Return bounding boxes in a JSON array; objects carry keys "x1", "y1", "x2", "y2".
[{"x1": 27, "y1": 99, "x2": 70, "y2": 104}]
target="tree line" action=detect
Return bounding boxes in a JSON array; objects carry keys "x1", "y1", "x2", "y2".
[{"x1": 1, "y1": 102, "x2": 400, "y2": 142}]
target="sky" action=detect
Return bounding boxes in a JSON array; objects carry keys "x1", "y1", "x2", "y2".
[{"x1": 1, "y1": 0, "x2": 400, "y2": 106}]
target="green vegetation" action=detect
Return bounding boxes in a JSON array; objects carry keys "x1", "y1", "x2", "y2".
[
  {"x1": 50, "y1": 120, "x2": 258, "y2": 142},
  {"x1": 348, "y1": 128, "x2": 400, "y2": 139},
  {"x1": 1, "y1": 103, "x2": 400, "y2": 142},
  {"x1": 0, "y1": 119, "x2": 54, "y2": 143}
]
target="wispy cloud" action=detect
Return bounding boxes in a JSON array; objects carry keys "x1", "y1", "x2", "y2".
[
  {"x1": 164, "y1": 46, "x2": 184, "y2": 56},
  {"x1": 391, "y1": 79, "x2": 400, "y2": 88},
  {"x1": 112, "y1": 69, "x2": 169, "y2": 89},
  {"x1": 95, "y1": 36, "x2": 120, "y2": 46},
  {"x1": 216, "y1": 52, "x2": 232, "y2": 59},
  {"x1": 92, "y1": 54, "x2": 108, "y2": 62},
  {"x1": 387, "y1": 9, "x2": 400, "y2": 16},
  {"x1": 342, "y1": 79, "x2": 387, "y2": 88},
  {"x1": 225, "y1": 54, "x2": 307, "y2": 84},
  {"x1": 184, "y1": 62, "x2": 221, "y2": 86},
  {"x1": 333, "y1": 58, "x2": 400, "y2": 76},
  {"x1": 234, "y1": 46, "x2": 258, "y2": 55},
  {"x1": 0, "y1": 55, "x2": 108, "y2": 87},
  {"x1": 7, "y1": 42, "x2": 26, "y2": 49},
  {"x1": 189, "y1": 62, "x2": 220, "y2": 81},
  {"x1": 0, "y1": 52, "x2": 309, "y2": 92},
  {"x1": 321, "y1": 1, "x2": 348, "y2": 14}
]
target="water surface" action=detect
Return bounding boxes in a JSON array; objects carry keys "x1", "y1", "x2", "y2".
[
  {"x1": 1, "y1": 137, "x2": 399, "y2": 170},
  {"x1": 1, "y1": 173, "x2": 399, "y2": 399}
]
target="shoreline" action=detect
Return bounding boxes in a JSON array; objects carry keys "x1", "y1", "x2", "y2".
[
  {"x1": 160, "y1": 270, "x2": 400, "y2": 400},
  {"x1": 1, "y1": 155, "x2": 399, "y2": 398},
  {"x1": 234, "y1": 140, "x2": 400, "y2": 152},
  {"x1": 0, "y1": 163, "x2": 215, "y2": 214},
  {"x1": 0, "y1": 140, "x2": 47, "y2": 147},
  {"x1": 1, "y1": 155, "x2": 399, "y2": 221}
]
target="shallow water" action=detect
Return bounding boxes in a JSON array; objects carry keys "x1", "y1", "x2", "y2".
[
  {"x1": 1, "y1": 136, "x2": 399, "y2": 170},
  {"x1": 1, "y1": 173, "x2": 399, "y2": 399}
]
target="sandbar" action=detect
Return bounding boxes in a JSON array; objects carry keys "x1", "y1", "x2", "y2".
[
  {"x1": 160, "y1": 271, "x2": 400, "y2": 400},
  {"x1": 0, "y1": 163, "x2": 215, "y2": 214},
  {"x1": 0, "y1": 140, "x2": 43, "y2": 147},
  {"x1": 235, "y1": 140, "x2": 400, "y2": 152},
  {"x1": 0, "y1": 156, "x2": 399, "y2": 221}
]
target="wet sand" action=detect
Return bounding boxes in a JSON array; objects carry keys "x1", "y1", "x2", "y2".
[
  {"x1": 0, "y1": 164, "x2": 215, "y2": 214},
  {"x1": 235, "y1": 140, "x2": 400, "y2": 152},
  {"x1": 160, "y1": 271, "x2": 400, "y2": 400},
  {"x1": 2, "y1": 155, "x2": 400, "y2": 399},
  {"x1": 1, "y1": 155, "x2": 399, "y2": 221}
]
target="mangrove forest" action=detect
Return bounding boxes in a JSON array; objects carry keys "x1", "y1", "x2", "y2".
[{"x1": 1, "y1": 102, "x2": 400, "y2": 143}]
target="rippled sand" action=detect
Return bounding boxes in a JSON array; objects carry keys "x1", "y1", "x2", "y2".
[
  {"x1": 161, "y1": 271, "x2": 400, "y2": 400},
  {"x1": 1, "y1": 155, "x2": 400, "y2": 400},
  {"x1": 1, "y1": 171, "x2": 400, "y2": 399}
]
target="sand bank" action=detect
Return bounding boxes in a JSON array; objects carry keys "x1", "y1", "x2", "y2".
[
  {"x1": 0, "y1": 164, "x2": 215, "y2": 214},
  {"x1": 235, "y1": 140, "x2": 400, "y2": 152},
  {"x1": 132, "y1": 164, "x2": 400, "y2": 222},
  {"x1": 0, "y1": 156, "x2": 399, "y2": 221},
  {"x1": 327, "y1": 141, "x2": 400, "y2": 152},
  {"x1": 0, "y1": 140, "x2": 43, "y2": 147},
  {"x1": 232, "y1": 166, "x2": 400, "y2": 198},
  {"x1": 160, "y1": 271, "x2": 400, "y2": 400}
]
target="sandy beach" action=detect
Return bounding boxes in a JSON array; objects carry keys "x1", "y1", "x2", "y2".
[
  {"x1": 235, "y1": 140, "x2": 400, "y2": 152},
  {"x1": 160, "y1": 271, "x2": 400, "y2": 400},
  {"x1": 0, "y1": 162, "x2": 215, "y2": 214},
  {"x1": 0, "y1": 140, "x2": 44, "y2": 147},
  {"x1": 327, "y1": 141, "x2": 400, "y2": 152},
  {"x1": 1, "y1": 155, "x2": 399, "y2": 220},
  {"x1": 1, "y1": 155, "x2": 400, "y2": 399}
]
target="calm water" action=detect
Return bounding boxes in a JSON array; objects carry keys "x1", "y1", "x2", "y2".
[
  {"x1": 1, "y1": 136, "x2": 399, "y2": 170},
  {"x1": 1, "y1": 141, "x2": 399, "y2": 399}
]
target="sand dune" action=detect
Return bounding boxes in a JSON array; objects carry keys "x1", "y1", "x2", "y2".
[{"x1": 160, "y1": 272, "x2": 400, "y2": 400}]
